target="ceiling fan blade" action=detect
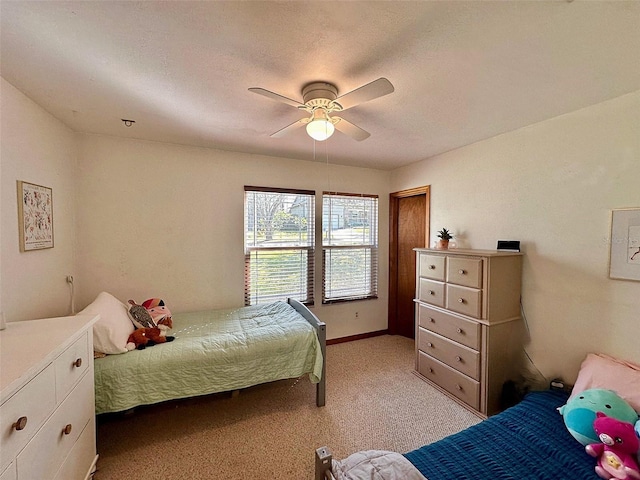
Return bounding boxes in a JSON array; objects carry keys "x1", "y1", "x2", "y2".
[
  {"x1": 335, "y1": 78, "x2": 394, "y2": 111},
  {"x1": 332, "y1": 117, "x2": 370, "y2": 141},
  {"x1": 248, "y1": 87, "x2": 304, "y2": 109},
  {"x1": 270, "y1": 117, "x2": 310, "y2": 138}
]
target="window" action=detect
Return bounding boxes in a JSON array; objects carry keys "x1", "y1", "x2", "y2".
[
  {"x1": 322, "y1": 192, "x2": 378, "y2": 303},
  {"x1": 244, "y1": 187, "x2": 315, "y2": 306}
]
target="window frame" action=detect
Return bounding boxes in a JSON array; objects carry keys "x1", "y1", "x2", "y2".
[
  {"x1": 244, "y1": 186, "x2": 315, "y2": 306},
  {"x1": 321, "y1": 191, "x2": 379, "y2": 304}
]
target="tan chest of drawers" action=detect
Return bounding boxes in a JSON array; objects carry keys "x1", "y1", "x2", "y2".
[
  {"x1": 414, "y1": 248, "x2": 523, "y2": 417},
  {"x1": 0, "y1": 315, "x2": 99, "y2": 480}
]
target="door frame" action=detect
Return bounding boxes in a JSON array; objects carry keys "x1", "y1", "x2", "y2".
[{"x1": 388, "y1": 186, "x2": 430, "y2": 335}]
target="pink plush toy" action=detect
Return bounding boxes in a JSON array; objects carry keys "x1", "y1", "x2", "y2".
[
  {"x1": 586, "y1": 412, "x2": 640, "y2": 480},
  {"x1": 142, "y1": 298, "x2": 173, "y2": 330}
]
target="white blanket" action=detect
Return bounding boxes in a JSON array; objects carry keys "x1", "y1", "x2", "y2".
[{"x1": 331, "y1": 450, "x2": 427, "y2": 480}]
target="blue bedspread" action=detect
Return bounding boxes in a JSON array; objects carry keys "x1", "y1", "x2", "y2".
[{"x1": 404, "y1": 390, "x2": 598, "y2": 480}]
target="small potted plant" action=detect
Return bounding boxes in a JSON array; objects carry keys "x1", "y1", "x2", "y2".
[{"x1": 436, "y1": 228, "x2": 453, "y2": 249}]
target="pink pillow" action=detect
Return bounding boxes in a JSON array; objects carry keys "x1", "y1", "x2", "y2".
[{"x1": 570, "y1": 353, "x2": 640, "y2": 412}]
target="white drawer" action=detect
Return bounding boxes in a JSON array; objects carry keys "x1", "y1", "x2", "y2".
[
  {"x1": 17, "y1": 371, "x2": 93, "y2": 480},
  {"x1": 53, "y1": 418, "x2": 96, "y2": 480},
  {"x1": 419, "y1": 253, "x2": 445, "y2": 281},
  {"x1": 0, "y1": 364, "x2": 56, "y2": 472},
  {"x1": 0, "y1": 463, "x2": 16, "y2": 480},
  {"x1": 55, "y1": 331, "x2": 90, "y2": 403},
  {"x1": 446, "y1": 284, "x2": 482, "y2": 318},
  {"x1": 418, "y1": 304, "x2": 481, "y2": 350},
  {"x1": 417, "y1": 328, "x2": 480, "y2": 380},
  {"x1": 447, "y1": 257, "x2": 483, "y2": 288},
  {"x1": 418, "y1": 278, "x2": 445, "y2": 307}
]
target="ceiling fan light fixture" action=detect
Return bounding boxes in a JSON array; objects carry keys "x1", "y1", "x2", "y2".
[{"x1": 306, "y1": 109, "x2": 335, "y2": 141}]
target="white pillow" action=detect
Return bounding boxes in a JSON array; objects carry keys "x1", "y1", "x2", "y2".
[{"x1": 78, "y1": 292, "x2": 134, "y2": 354}]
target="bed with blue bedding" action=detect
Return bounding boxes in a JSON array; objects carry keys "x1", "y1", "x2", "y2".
[
  {"x1": 316, "y1": 390, "x2": 599, "y2": 480},
  {"x1": 94, "y1": 299, "x2": 325, "y2": 414}
]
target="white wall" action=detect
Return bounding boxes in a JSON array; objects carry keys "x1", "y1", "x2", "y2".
[
  {"x1": 0, "y1": 78, "x2": 78, "y2": 321},
  {"x1": 391, "y1": 90, "x2": 640, "y2": 383},
  {"x1": 75, "y1": 134, "x2": 390, "y2": 340}
]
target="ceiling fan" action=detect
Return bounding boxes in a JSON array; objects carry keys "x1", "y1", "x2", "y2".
[{"x1": 249, "y1": 78, "x2": 394, "y2": 142}]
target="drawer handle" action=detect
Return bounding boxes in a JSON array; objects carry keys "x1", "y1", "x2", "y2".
[
  {"x1": 457, "y1": 328, "x2": 464, "y2": 334},
  {"x1": 428, "y1": 290, "x2": 435, "y2": 295},
  {"x1": 73, "y1": 358, "x2": 83, "y2": 368},
  {"x1": 458, "y1": 269, "x2": 466, "y2": 275},
  {"x1": 426, "y1": 342, "x2": 433, "y2": 348},
  {"x1": 428, "y1": 265, "x2": 436, "y2": 270},
  {"x1": 458, "y1": 298, "x2": 466, "y2": 304},
  {"x1": 456, "y1": 384, "x2": 463, "y2": 391},
  {"x1": 12, "y1": 416, "x2": 28, "y2": 431},
  {"x1": 456, "y1": 356, "x2": 462, "y2": 362},
  {"x1": 63, "y1": 424, "x2": 73, "y2": 435},
  {"x1": 428, "y1": 367, "x2": 434, "y2": 374},
  {"x1": 429, "y1": 317, "x2": 435, "y2": 323}
]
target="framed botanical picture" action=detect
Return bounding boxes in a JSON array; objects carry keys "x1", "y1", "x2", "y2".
[
  {"x1": 609, "y1": 207, "x2": 640, "y2": 281},
  {"x1": 17, "y1": 180, "x2": 54, "y2": 251}
]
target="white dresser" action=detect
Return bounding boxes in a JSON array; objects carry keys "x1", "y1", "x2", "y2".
[
  {"x1": 414, "y1": 248, "x2": 523, "y2": 417},
  {"x1": 0, "y1": 315, "x2": 99, "y2": 480}
]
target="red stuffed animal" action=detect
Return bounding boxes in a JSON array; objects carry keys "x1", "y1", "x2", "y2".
[
  {"x1": 586, "y1": 412, "x2": 640, "y2": 480},
  {"x1": 126, "y1": 326, "x2": 174, "y2": 350}
]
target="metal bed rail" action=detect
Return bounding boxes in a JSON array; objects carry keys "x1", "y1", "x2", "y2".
[
  {"x1": 315, "y1": 447, "x2": 335, "y2": 480},
  {"x1": 287, "y1": 298, "x2": 326, "y2": 407}
]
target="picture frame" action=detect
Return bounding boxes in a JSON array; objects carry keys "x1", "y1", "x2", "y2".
[
  {"x1": 17, "y1": 180, "x2": 54, "y2": 251},
  {"x1": 609, "y1": 207, "x2": 640, "y2": 282}
]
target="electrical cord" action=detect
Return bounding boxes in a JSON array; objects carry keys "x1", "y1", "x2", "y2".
[
  {"x1": 520, "y1": 296, "x2": 547, "y2": 385},
  {"x1": 67, "y1": 275, "x2": 75, "y2": 314}
]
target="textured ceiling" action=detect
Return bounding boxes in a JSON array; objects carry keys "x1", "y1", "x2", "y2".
[{"x1": 1, "y1": 1, "x2": 639, "y2": 170}]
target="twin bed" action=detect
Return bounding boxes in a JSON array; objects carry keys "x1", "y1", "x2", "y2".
[
  {"x1": 93, "y1": 298, "x2": 326, "y2": 415},
  {"x1": 316, "y1": 351, "x2": 640, "y2": 480},
  {"x1": 316, "y1": 389, "x2": 599, "y2": 480}
]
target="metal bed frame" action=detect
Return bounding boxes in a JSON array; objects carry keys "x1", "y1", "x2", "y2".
[
  {"x1": 314, "y1": 446, "x2": 334, "y2": 480},
  {"x1": 288, "y1": 298, "x2": 326, "y2": 407}
]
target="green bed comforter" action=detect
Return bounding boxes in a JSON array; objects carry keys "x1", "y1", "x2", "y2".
[{"x1": 94, "y1": 301, "x2": 323, "y2": 414}]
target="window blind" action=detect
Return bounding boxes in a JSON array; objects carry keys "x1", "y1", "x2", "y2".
[
  {"x1": 322, "y1": 192, "x2": 378, "y2": 303},
  {"x1": 244, "y1": 187, "x2": 315, "y2": 305}
]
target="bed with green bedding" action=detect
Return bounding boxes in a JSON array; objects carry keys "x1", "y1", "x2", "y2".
[{"x1": 94, "y1": 299, "x2": 326, "y2": 414}]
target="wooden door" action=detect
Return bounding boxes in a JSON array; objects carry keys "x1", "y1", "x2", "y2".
[{"x1": 389, "y1": 187, "x2": 429, "y2": 338}]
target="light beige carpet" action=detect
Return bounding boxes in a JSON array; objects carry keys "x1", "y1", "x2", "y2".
[{"x1": 94, "y1": 335, "x2": 480, "y2": 479}]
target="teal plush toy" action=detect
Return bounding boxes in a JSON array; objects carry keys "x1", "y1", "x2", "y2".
[{"x1": 558, "y1": 389, "x2": 639, "y2": 445}]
